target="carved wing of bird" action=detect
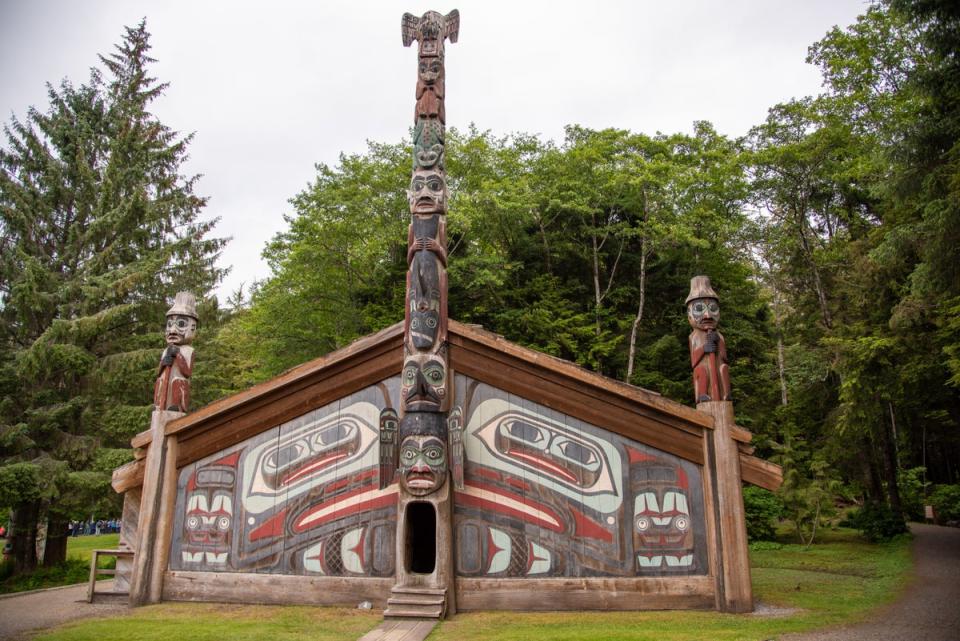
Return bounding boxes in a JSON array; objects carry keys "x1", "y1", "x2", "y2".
[
  {"x1": 444, "y1": 10, "x2": 460, "y2": 44},
  {"x1": 379, "y1": 407, "x2": 399, "y2": 489},
  {"x1": 448, "y1": 405, "x2": 464, "y2": 490},
  {"x1": 401, "y1": 13, "x2": 420, "y2": 47}
]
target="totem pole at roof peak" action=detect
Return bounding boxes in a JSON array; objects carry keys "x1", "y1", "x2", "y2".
[{"x1": 380, "y1": 9, "x2": 464, "y2": 496}]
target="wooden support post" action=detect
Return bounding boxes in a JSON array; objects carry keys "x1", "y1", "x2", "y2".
[
  {"x1": 148, "y1": 432, "x2": 179, "y2": 602},
  {"x1": 699, "y1": 400, "x2": 753, "y2": 613},
  {"x1": 129, "y1": 410, "x2": 182, "y2": 606}
]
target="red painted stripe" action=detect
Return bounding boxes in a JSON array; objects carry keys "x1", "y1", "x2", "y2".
[
  {"x1": 568, "y1": 505, "x2": 614, "y2": 543},
  {"x1": 249, "y1": 509, "x2": 287, "y2": 542}
]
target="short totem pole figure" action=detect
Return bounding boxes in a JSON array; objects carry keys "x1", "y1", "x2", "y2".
[
  {"x1": 154, "y1": 292, "x2": 198, "y2": 413},
  {"x1": 686, "y1": 276, "x2": 731, "y2": 403}
]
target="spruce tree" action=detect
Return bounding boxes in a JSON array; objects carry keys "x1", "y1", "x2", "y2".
[{"x1": 0, "y1": 21, "x2": 226, "y2": 572}]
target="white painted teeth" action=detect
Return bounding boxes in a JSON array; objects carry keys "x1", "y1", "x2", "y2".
[
  {"x1": 665, "y1": 554, "x2": 693, "y2": 567},
  {"x1": 663, "y1": 490, "x2": 689, "y2": 515},
  {"x1": 638, "y1": 555, "x2": 663, "y2": 567},
  {"x1": 182, "y1": 551, "x2": 204, "y2": 563},
  {"x1": 205, "y1": 552, "x2": 228, "y2": 564},
  {"x1": 211, "y1": 493, "x2": 233, "y2": 515},
  {"x1": 187, "y1": 493, "x2": 208, "y2": 512},
  {"x1": 636, "y1": 492, "x2": 659, "y2": 514},
  {"x1": 638, "y1": 554, "x2": 693, "y2": 568}
]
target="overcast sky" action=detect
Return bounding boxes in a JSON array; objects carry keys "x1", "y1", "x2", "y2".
[{"x1": 1, "y1": 0, "x2": 869, "y2": 302}]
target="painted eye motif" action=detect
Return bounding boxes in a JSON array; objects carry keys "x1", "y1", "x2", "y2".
[
  {"x1": 425, "y1": 447, "x2": 443, "y2": 462},
  {"x1": 636, "y1": 517, "x2": 650, "y2": 531},
  {"x1": 674, "y1": 517, "x2": 689, "y2": 531},
  {"x1": 402, "y1": 365, "x2": 418, "y2": 386},
  {"x1": 187, "y1": 516, "x2": 200, "y2": 530},
  {"x1": 707, "y1": 302, "x2": 719, "y2": 314},
  {"x1": 410, "y1": 318, "x2": 420, "y2": 330},
  {"x1": 217, "y1": 516, "x2": 231, "y2": 531},
  {"x1": 693, "y1": 302, "x2": 705, "y2": 313},
  {"x1": 423, "y1": 364, "x2": 444, "y2": 385},
  {"x1": 401, "y1": 448, "x2": 417, "y2": 462},
  {"x1": 425, "y1": 317, "x2": 437, "y2": 329}
]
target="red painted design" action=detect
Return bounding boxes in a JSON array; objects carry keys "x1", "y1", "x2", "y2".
[
  {"x1": 568, "y1": 505, "x2": 614, "y2": 543},
  {"x1": 505, "y1": 476, "x2": 532, "y2": 493},
  {"x1": 249, "y1": 509, "x2": 287, "y2": 542},
  {"x1": 508, "y1": 450, "x2": 578, "y2": 483},
  {"x1": 280, "y1": 452, "x2": 350, "y2": 486},
  {"x1": 457, "y1": 482, "x2": 563, "y2": 532},
  {"x1": 212, "y1": 452, "x2": 241, "y2": 468},
  {"x1": 472, "y1": 467, "x2": 502, "y2": 483},
  {"x1": 292, "y1": 487, "x2": 397, "y2": 534},
  {"x1": 186, "y1": 471, "x2": 197, "y2": 493},
  {"x1": 626, "y1": 446, "x2": 656, "y2": 464}
]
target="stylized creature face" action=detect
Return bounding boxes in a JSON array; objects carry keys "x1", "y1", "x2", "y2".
[
  {"x1": 418, "y1": 58, "x2": 443, "y2": 84},
  {"x1": 401, "y1": 353, "x2": 447, "y2": 412},
  {"x1": 260, "y1": 419, "x2": 361, "y2": 490},
  {"x1": 181, "y1": 490, "x2": 232, "y2": 565},
  {"x1": 632, "y1": 463, "x2": 695, "y2": 570},
  {"x1": 399, "y1": 434, "x2": 447, "y2": 496},
  {"x1": 165, "y1": 314, "x2": 197, "y2": 346},
  {"x1": 409, "y1": 306, "x2": 439, "y2": 349},
  {"x1": 408, "y1": 170, "x2": 447, "y2": 214},
  {"x1": 415, "y1": 143, "x2": 444, "y2": 170},
  {"x1": 687, "y1": 297, "x2": 720, "y2": 331}
]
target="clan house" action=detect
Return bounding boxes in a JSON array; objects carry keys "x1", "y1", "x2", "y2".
[{"x1": 110, "y1": 9, "x2": 782, "y2": 618}]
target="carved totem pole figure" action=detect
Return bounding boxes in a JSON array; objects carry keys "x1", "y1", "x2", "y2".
[
  {"x1": 154, "y1": 292, "x2": 198, "y2": 413},
  {"x1": 686, "y1": 276, "x2": 731, "y2": 403}
]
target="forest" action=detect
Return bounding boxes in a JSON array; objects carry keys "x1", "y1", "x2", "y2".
[{"x1": 1, "y1": 0, "x2": 958, "y2": 574}]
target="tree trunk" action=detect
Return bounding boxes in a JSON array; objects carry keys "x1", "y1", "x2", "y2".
[
  {"x1": 797, "y1": 220, "x2": 832, "y2": 328},
  {"x1": 591, "y1": 217, "x2": 602, "y2": 337},
  {"x1": 625, "y1": 240, "x2": 648, "y2": 382},
  {"x1": 10, "y1": 500, "x2": 40, "y2": 574},
  {"x1": 42, "y1": 516, "x2": 69, "y2": 567},
  {"x1": 880, "y1": 402, "x2": 903, "y2": 517}
]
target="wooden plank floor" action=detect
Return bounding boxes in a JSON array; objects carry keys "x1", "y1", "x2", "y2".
[{"x1": 357, "y1": 618, "x2": 437, "y2": 641}]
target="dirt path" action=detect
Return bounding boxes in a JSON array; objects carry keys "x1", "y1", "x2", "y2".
[
  {"x1": 782, "y1": 523, "x2": 960, "y2": 641},
  {"x1": 0, "y1": 582, "x2": 127, "y2": 640}
]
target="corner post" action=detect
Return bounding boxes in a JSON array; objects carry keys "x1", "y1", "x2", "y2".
[{"x1": 686, "y1": 276, "x2": 752, "y2": 612}]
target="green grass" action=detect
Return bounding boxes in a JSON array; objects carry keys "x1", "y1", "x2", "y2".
[
  {"x1": 28, "y1": 526, "x2": 912, "y2": 641},
  {"x1": 0, "y1": 534, "x2": 121, "y2": 594},
  {"x1": 33, "y1": 603, "x2": 382, "y2": 641}
]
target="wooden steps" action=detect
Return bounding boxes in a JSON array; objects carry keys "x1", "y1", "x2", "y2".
[{"x1": 384, "y1": 586, "x2": 447, "y2": 619}]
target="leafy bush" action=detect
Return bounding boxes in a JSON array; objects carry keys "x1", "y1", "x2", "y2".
[
  {"x1": 898, "y1": 467, "x2": 929, "y2": 521},
  {"x1": 929, "y1": 484, "x2": 960, "y2": 523},
  {"x1": 0, "y1": 558, "x2": 89, "y2": 594},
  {"x1": 841, "y1": 502, "x2": 908, "y2": 542},
  {"x1": 743, "y1": 485, "x2": 784, "y2": 541}
]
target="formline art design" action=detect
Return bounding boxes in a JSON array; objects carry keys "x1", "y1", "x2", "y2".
[{"x1": 111, "y1": 9, "x2": 781, "y2": 618}]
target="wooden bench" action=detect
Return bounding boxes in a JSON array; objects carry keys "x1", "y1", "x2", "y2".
[{"x1": 87, "y1": 548, "x2": 135, "y2": 603}]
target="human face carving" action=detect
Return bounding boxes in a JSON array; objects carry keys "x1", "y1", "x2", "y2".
[
  {"x1": 399, "y1": 434, "x2": 447, "y2": 496},
  {"x1": 166, "y1": 314, "x2": 197, "y2": 346},
  {"x1": 408, "y1": 170, "x2": 447, "y2": 214},
  {"x1": 418, "y1": 58, "x2": 442, "y2": 85},
  {"x1": 687, "y1": 298, "x2": 719, "y2": 331},
  {"x1": 401, "y1": 354, "x2": 447, "y2": 412}
]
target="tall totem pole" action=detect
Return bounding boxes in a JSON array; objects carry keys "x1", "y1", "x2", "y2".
[
  {"x1": 380, "y1": 9, "x2": 461, "y2": 618},
  {"x1": 685, "y1": 276, "x2": 751, "y2": 612}
]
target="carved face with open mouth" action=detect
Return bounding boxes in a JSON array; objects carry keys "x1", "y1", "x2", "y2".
[
  {"x1": 399, "y1": 434, "x2": 447, "y2": 496},
  {"x1": 401, "y1": 352, "x2": 447, "y2": 412},
  {"x1": 632, "y1": 464, "x2": 695, "y2": 570},
  {"x1": 408, "y1": 170, "x2": 447, "y2": 214}
]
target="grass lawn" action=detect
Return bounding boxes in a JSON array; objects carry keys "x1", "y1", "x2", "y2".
[
  {"x1": 0, "y1": 534, "x2": 121, "y2": 594},
  {"x1": 30, "y1": 526, "x2": 912, "y2": 641}
]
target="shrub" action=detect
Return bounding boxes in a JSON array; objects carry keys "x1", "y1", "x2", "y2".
[
  {"x1": 842, "y1": 502, "x2": 908, "y2": 542},
  {"x1": 743, "y1": 485, "x2": 784, "y2": 541},
  {"x1": 928, "y1": 484, "x2": 960, "y2": 523}
]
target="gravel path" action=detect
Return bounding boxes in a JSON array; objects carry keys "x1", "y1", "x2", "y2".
[
  {"x1": 0, "y1": 582, "x2": 127, "y2": 640},
  {"x1": 782, "y1": 523, "x2": 960, "y2": 641}
]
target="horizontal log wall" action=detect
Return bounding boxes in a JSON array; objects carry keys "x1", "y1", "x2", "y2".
[
  {"x1": 455, "y1": 576, "x2": 716, "y2": 610},
  {"x1": 163, "y1": 571, "x2": 394, "y2": 607}
]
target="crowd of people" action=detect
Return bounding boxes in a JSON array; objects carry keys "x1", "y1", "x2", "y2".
[{"x1": 68, "y1": 519, "x2": 121, "y2": 536}]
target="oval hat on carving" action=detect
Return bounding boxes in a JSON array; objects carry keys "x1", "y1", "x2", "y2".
[
  {"x1": 167, "y1": 291, "x2": 199, "y2": 319},
  {"x1": 685, "y1": 276, "x2": 718, "y2": 304}
]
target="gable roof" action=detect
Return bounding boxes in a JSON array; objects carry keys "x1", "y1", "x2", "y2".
[{"x1": 115, "y1": 320, "x2": 781, "y2": 492}]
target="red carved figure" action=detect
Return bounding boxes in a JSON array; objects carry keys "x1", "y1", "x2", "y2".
[
  {"x1": 154, "y1": 291, "x2": 198, "y2": 413},
  {"x1": 686, "y1": 276, "x2": 731, "y2": 403}
]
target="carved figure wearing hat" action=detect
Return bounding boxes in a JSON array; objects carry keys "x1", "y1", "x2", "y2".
[
  {"x1": 686, "y1": 276, "x2": 731, "y2": 403},
  {"x1": 154, "y1": 292, "x2": 198, "y2": 413}
]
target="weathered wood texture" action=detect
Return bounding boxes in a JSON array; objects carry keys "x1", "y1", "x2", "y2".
[
  {"x1": 148, "y1": 434, "x2": 179, "y2": 602},
  {"x1": 699, "y1": 400, "x2": 752, "y2": 613},
  {"x1": 740, "y1": 452, "x2": 783, "y2": 491},
  {"x1": 114, "y1": 488, "x2": 141, "y2": 594},
  {"x1": 455, "y1": 576, "x2": 716, "y2": 610},
  {"x1": 129, "y1": 411, "x2": 181, "y2": 605},
  {"x1": 112, "y1": 459, "x2": 145, "y2": 493},
  {"x1": 448, "y1": 321, "x2": 708, "y2": 464},
  {"x1": 163, "y1": 571, "x2": 394, "y2": 606}
]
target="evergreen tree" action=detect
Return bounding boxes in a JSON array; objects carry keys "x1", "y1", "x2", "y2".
[{"x1": 0, "y1": 21, "x2": 226, "y2": 572}]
